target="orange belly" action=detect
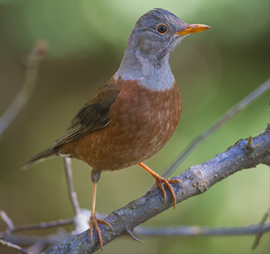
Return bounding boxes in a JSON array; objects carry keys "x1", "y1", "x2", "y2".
[{"x1": 62, "y1": 79, "x2": 182, "y2": 171}]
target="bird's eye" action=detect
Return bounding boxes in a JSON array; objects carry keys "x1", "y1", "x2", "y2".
[{"x1": 157, "y1": 24, "x2": 168, "y2": 34}]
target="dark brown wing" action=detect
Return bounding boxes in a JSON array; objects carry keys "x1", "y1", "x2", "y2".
[{"x1": 53, "y1": 82, "x2": 120, "y2": 147}]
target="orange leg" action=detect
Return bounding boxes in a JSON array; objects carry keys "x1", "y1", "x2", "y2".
[
  {"x1": 139, "y1": 162, "x2": 184, "y2": 208},
  {"x1": 90, "y1": 174, "x2": 113, "y2": 250}
]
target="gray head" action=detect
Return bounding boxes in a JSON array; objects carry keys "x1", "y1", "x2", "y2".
[
  {"x1": 133, "y1": 8, "x2": 191, "y2": 59},
  {"x1": 115, "y1": 8, "x2": 210, "y2": 91}
]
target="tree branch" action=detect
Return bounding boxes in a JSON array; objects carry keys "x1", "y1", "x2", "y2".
[
  {"x1": 0, "y1": 239, "x2": 33, "y2": 254},
  {"x1": 43, "y1": 124, "x2": 270, "y2": 254},
  {"x1": 63, "y1": 158, "x2": 81, "y2": 216},
  {"x1": 1, "y1": 234, "x2": 66, "y2": 249},
  {"x1": 135, "y1": 224, "x2": 270, "y2": 237},
  {"x1": 161, "y1": 78, "x2": 270, "y2": 179},
  {"x1": 252, "y1": 207, "x2": 270, "y2": 249},
  {"x1": 0, "y1": 218, "x2": 74, "y2": 238},
  {"x1": 1, "y1": 214, "x2": 269, "y2": 248},
  {"x1": 0, "y1": 40, "x2": 47, "y2": 138}
]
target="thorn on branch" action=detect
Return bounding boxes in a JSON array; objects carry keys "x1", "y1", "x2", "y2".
[
  {"x1": 126, "y1": 229, "x2": 144, "y2": 243},
  {"x1": 245, "y1": 136, "x2": 262, "y2": 154},
  {"x1": 113, "y1": 210, "x2": 144, "y2": 243}
]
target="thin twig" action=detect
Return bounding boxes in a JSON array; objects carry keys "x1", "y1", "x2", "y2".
[
  {"x1": 0, "y1": 218, "x2": 74, "y2": 238},
  {"x1": 252, "y1": 207, "x2": 270, "y2": 249},
  {"x1": 63, "y1": 158, "x2": 81, "y2": 215},
  {"x1": 0, "y1": 239, "x2": 33, "y2": 254},
  {"x1": 1, "y1": 223, "x2": 269, "y2": 249},
  {"x1": 0, "y1": 210, "x2": 15, "y2": 232},
  {"x1": 161, "y1": 78, "x2": 270, "y2": 179},
  {"x1": 0, "y1": 40, "x2": 48, "y2": 138},
  {"x1": 11, "y1": 219, "x2": 74, "y2": 234},
  {"x1": 2, "y1": 233, "x2": 67, "y2": 249},
  {"x1": 135, "y1": 224, "x2": 270, "y2": 237}
]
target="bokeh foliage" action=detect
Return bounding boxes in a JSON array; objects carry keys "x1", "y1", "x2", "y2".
[{"x1": 0, "y1": 0, "x2": 269, "y2": 253}]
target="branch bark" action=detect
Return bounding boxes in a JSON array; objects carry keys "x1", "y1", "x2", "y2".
[{"x1": 43, "y1": 124, "x2": 270, "y2": 254}]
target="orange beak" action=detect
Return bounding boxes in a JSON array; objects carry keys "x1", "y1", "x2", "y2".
[{"x1": 174, "y1": 24, "x2": 211, "y2": 36}]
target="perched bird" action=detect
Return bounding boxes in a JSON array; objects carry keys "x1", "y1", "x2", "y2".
[{"x1": 23, "y1": 8, "x2": 210, "y2": 250}]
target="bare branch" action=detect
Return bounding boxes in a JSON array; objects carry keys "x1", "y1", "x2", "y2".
[
  {"x1": 0, "y1": 239, "x2": 33, "y2": 254},
  {"x1": 63, "y1": 158, "x2": 93, "y2": 235},
  {"x1": 0, "y1": 218, "x2": 73, "y2": 238},
  {"x1": 135, "y1": 224, "x2": 270, "y2": 237},
  {"x1": 161, "y1": 78, "x2": 270, "y2": 179},
  {"x1": 63, "y1": 158, "x2": 81, "y2": 215},
  {"x1": 252, "y1": 207, "x2": 270, "y2": 249},
  {"x1": 43, "y1": 124, "x2": 270, "y2": 254},
  {"x1": 2, "y1": 223, "x2": 269, "y2": 249},
  {"x1": 0, "y1": 40, "x2": 47, "y2": 138},
  {"x1": 0, "y1": 210, "x2": 15, "y2": 233},
  {"x1": 2, "y1": 234, "x2": 66, "y2": 249},
  {"x1": 2, "y1": 215, "x2": 269, "y2": 246}
]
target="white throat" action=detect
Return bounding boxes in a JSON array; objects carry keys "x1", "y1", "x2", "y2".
[{"x1": 114, "y1": 50, "x2": 175, "y2": 91}]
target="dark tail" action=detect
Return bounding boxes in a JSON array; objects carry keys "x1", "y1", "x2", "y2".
[{"x1": 22, "y1": 147, "x2": 59, "y2": 170}]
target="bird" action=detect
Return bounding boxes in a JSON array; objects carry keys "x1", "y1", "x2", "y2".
[{"x1": 23, "y1": 8, "x2": 210, "y2": 250}]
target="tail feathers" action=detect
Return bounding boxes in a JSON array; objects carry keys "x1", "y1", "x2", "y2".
[{"x1": 22, "y1": 147, "x2": 59, "y2": 170}]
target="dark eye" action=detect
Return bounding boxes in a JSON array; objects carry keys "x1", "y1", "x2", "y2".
[{"x1": 157, "y1": 24, "x2": 168, "y2": 34}]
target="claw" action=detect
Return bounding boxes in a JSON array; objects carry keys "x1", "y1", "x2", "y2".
[
  {"x1": 138, "y1": 162, "x2": 184, "y2": 209},
  {"x1": 155, "y1": 176, "x2": 183, "y2": 208},
  {"x1": 90, "y1": 214, "x2": 113, "y2": 250}
]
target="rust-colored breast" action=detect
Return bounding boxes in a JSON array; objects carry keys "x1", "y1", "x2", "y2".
[{"x1": 62, "y1": 78, "x2": 182, "y2": 171}]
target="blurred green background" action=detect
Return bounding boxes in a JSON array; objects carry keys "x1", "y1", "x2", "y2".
[{"x1": 0, "y1": 0, "x2": 269, "y2": 253}]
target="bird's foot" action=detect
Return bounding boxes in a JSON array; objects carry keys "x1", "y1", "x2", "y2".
[
  {"x1": 138, "y1": 162, "x2": 184, "y2": 209},
  {"x1": 154, "y1": 175, "x2": 184, "y2": 208},
  {"x1": 90, "y1": 214, "x2": 113, "y2": 251}
]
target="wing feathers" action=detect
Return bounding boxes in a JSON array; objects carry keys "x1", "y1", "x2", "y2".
[{"x1": 54, "y1": 82, "x2": 120, "y2": 147}]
